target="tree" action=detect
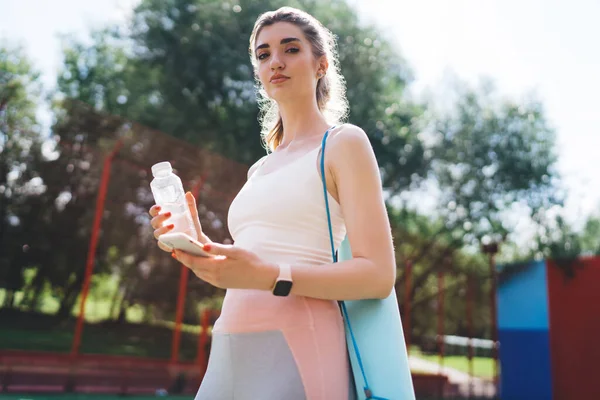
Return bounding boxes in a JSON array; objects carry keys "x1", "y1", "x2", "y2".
[
  {"x1": 0, "y1": 43, "x2": 45, "y2": 308},
  {"x1": 429, "y1": 80, "x2": 561, "y2": 249},
  {"x1": 579, "y1": 214, "x2": 600, "y2": 255}
]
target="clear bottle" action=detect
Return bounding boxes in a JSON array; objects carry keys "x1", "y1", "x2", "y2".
[{"x1": 150, "y1": 161, "x2": 198, "y2": 239}]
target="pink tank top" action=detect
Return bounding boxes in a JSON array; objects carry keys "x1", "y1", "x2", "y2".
[{"x1": 213, "y1": 144, "x2": 347, "y2": 333}]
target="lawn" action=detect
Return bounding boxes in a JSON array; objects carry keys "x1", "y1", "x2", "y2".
[
  {"x1": 0, "y1": 308, "x2": 205, "y2": 361},
  {"x1": 415, "y1": 353, "x2": 494, "y2": 379}
]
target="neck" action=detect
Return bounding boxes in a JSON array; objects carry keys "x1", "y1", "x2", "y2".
[{"x1": 277, "y1": 96, "x2": 331, "y2": 147}]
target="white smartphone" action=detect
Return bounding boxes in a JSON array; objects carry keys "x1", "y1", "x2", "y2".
[{"x1": 158, "y1": 232, "x2": 213, "y2": 258}]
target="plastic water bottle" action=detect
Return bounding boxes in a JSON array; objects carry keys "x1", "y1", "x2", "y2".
[{"x1": 150, "y1": 161, "x2": 198, "y2": 239}]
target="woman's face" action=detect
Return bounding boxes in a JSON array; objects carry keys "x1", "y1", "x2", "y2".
[{"x1": 254, "y1": 22, "x2": 322, "y2": 103}]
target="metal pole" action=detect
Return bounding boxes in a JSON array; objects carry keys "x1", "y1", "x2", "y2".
[
  {"x1": 467, "y1": 274, "x2": 474, "y2": 398},
  {"x1": 489, "y1": 252, "x2": 499, "y2": 389},
  {"x1": 437, "y1": 263, "x2": 445, "y2": 374},
  {"x1": 170, "y1": 179, "x2": 203, "y2": 364},
  {"x1": 482, "y1": 242, "x2": 500, "y2": 393},
  {"x1": 197, "y1": 309, "x2": 210, "y2": 374},
  {"x1": 170, "y1": 267, "x2": 189, "y2": 364},
  {"x1": 71, "y1": 139, "x2": 122, "y2": 356}
]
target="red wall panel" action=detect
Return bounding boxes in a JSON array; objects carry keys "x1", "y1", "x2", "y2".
[{"x1": 547, "y1": 257, "x2": 600, "y2": 400}]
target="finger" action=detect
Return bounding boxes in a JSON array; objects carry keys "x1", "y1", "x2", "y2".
[
  {"x1": 186, "y1": 192, "x2": 202, "y2": 236},
  {"x1": 150, "y1": 212, "x2": 172, "y2": 230},
  {"x1": 158, "y1": 241, "x2": 173, "y2": 253},
  {"x1": 149, "y1": 205, "x2": 161, "y2": 217},
  {"x1": 186, "y1": 192, "x2": 198, "y2": 218},
  {"x1": 187, "y1": 267, "x2": 213, "y2": 285},
  {"x1": 173, "y1": 249, "x2": 211, "y2": 268},
  {"x1": 173, "y1": 251, "x2": 221, "y2": 287},
  {"x1": 153, "y1": 223, "x2": 174, "y2": 240},
  {"x1": 201, "y1": 242, "x2": 238, "y2": 258},
  {"x1": 173, "y1": 250, "x2": 198, "y2": 270}
]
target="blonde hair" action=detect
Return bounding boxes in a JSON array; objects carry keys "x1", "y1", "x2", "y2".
[{"x1": 248, "y1": 7, "x2": 349, "y2": 152}]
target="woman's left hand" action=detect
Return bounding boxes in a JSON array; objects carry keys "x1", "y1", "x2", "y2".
[{"x1": 172, "y1": 243, "x2": 277, "y2": 291}]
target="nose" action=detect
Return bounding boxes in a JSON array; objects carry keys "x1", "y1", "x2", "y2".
[{"x1": 270, "y1": 51, "x2": 284, "y2": 71}]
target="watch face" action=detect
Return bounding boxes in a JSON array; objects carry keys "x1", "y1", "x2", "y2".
[{"x1": 273, "y1": 280, "x2": 293, "y2": 296}]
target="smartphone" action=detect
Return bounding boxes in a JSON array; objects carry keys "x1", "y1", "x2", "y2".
[{"x1": 158, "y1": 232, "x2": 212, "y2": 258}]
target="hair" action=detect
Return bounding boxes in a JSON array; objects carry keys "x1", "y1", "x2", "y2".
[{"x1": 248, "y1": 7, "x2": 349, "y2": 152}]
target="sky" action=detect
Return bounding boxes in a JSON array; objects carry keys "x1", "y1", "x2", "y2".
[{"x1": 1, "y1": 0, "x2": 599, "y2": 229}]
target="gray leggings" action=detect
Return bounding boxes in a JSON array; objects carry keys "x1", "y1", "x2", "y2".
[{"x1": 195, "y1": 330, "x2": 306, "y2": 400}]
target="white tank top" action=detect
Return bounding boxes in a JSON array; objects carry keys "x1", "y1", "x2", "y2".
[{"x1": 213, "y1": 141, "x2": 347, "y2": 332}]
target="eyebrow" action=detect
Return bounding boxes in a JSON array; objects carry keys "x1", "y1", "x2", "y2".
[{"x1": 255, "y1": 37, "x2": 301, "y2": 53}]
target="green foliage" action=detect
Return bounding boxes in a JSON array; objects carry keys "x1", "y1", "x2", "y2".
[
  {"x1": 579, "y1": 214, "x2": 600, "y2": 255},
  {"x1": 0, "y1": 43, "x2": 41, "y2": 132},
  {"x1": 0, "y1": 43, "x2": 45, "y2": 307},
  {"x1": 430, "y1": 81, "x2": 561, "y2": 248}
]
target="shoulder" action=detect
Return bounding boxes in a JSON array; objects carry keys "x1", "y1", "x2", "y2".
[
  {"x1": 324, "y1": 124, "x2": 382, "y2": 196},
  {"x1": 328, "y1": 123, "x2": 371, "y2": 148},
  {"x1": 247, "y1": 155, "x2": 268, "y2": 179},
  {"x1": 326, "y1": 124, "x2": 377, "y2": 171}
]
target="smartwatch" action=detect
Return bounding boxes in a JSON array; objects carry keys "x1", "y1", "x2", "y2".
[{"x1": 272, "y1": 263, "x2": 293, "y2": 297}]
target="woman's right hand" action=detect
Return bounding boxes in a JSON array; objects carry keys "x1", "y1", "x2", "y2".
[
  {"x1": 149, "y1": 192, "x2": 206, "y2": 253},
  {"x1": 184, "y1": 191, "x2": 205, "y2": 242},
  {"x1": 149, "y1": 206, "x2": 175, "y2": 253}
]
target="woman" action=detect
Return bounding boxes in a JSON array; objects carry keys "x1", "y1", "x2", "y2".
[{"x1": 149, "y1": 6, "x2": 396, "y2": 400}]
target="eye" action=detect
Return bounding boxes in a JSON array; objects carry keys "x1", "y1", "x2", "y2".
[
  {"x1": 286, "y1": 47, "x2": 299, "y2": 53},
  {"x1": 257, "y1": 52, "x2": 269, "y2": 60}
]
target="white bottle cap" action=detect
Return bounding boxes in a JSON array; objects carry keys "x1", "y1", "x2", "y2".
[{"x1": 151, "y1": 161, "x2": 172, "y2": 177}]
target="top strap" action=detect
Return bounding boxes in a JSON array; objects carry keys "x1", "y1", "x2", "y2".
[{"x1": 320, "y1": 127, "x2": 338, "y2": 263}]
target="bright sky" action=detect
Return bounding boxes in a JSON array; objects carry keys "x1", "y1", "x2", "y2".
[{"x1": 2, "y1": 0, "x2": 599, "y2": 228}]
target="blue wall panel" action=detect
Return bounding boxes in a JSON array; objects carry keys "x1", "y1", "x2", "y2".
[
  {"x1": 498, "y1": 260, "x2": 549, "y2": 330},
  {"x1": 498, "y1": 329, "x2": 553, "y2": 400}
]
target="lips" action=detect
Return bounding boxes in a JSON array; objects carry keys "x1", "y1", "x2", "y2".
[{"x1": 270, "y1": 74, "x2": 289, "y2": 84}]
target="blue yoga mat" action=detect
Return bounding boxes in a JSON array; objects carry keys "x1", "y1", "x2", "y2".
[
  {"x1": 320, "y1": 126, "x2": 416, "y2": 399},
  {"x1": 338, "y1": 237, "x2": 416, "y2": 400}
]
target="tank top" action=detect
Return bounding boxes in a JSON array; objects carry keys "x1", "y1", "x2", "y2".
[{"x1": 213, "y1": 134, "x2": 347, "y2": 333}]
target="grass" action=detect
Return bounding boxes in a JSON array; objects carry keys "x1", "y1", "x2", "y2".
[
  {"x1": 0, "y1": 308, "x2": 205, "y2": 361},
  {"x1": 0, "y1": 276, "x2": 148, "y2": 324},
  {"x1": 419, "y1": 354, "x2": 494, "y2": 379},
  {"x1": 410, "y1": 346, "x2": 494, "y2": 379},
  {"x1": 0, "y1": 279, "x2": 215, "y2": 361}
]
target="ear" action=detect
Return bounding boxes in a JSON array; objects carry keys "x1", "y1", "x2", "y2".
[{"x1": 316, "y1": 55, "x2": 329, "y2": 77}]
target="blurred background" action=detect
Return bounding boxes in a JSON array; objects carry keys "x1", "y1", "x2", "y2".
[{"x1": 1, "y1": 0, "x2": 598, "y2": 399}]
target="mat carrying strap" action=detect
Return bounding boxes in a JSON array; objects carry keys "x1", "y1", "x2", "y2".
[{"x1": 320, "y1": 127, "x2": 387, "y2": 400}]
